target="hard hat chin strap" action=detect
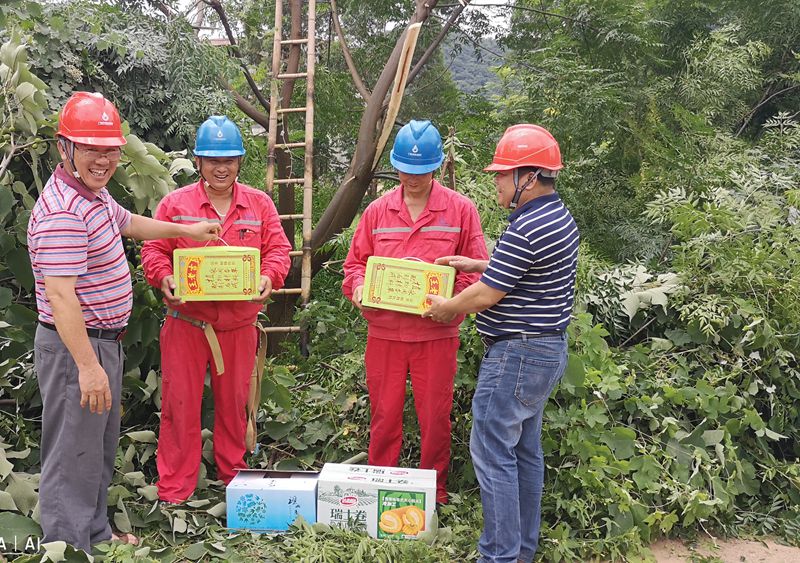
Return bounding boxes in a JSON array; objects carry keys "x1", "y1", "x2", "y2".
[
  {"x1": 510, "y1": 168, "x2": 540, "y2": 209},
  {"x1": 59, "y1": 138, "x2": 81, "y2": 180}
]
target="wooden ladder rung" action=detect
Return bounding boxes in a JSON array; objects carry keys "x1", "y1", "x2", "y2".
[
  {"x1": 280, "y1": 38, "x2": 309, "y2": 45},
  {"x1": 277, "y1": 107, "x2": 307, "y2": 114},
  {"x1": 279, "y1": 213, "x2": 304, "y2": 220},
  {"x1": 275, "y1": 142, "x2": 306, "y2": 149},
  {"x1": 263, "y1": 325, "x2": 303, "y2": 333},
  {"x1": 273, "y1": 177, "x2": 304, "y2": 184},
  {"x1": 277, "y1": 72, "x2": 308, "y2": 79},
  {"x1": 288, "y1": 250, "x2": 304, "y2": 257},
  {"x1": 272, "y1": 287, "x2": 303, "y2": 295}
]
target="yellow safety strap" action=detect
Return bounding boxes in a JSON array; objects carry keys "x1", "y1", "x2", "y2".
[
  {"x1": 246, "y1": 323, "x2": 268, "y2": 452},
  {"x1": 166, "y1": 309, "x2": 225, "y2": 375}
]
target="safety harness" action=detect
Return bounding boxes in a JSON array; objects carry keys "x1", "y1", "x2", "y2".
[{"x1": 166, "y1": 309, "x2": 268, "y2": 452}]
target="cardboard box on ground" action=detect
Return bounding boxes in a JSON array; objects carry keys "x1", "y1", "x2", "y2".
[
  {"x1": 225, "y1": 463, "x2": 437, "y2": 539},
  {"x1": 226, "y1": 469, "x2": 318, "y2": 532},
  {"x1": 316, "y1": 463, "x2": 436, "y2": 540}
]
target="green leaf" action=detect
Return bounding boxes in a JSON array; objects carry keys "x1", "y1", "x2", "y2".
[
  {"x1": 114, "y1": 505, "x2": 132, "y2": 534},
  {"x1": 0, "y1": 448, "x2": 13, "y2": 479},
  {"x1": 0, "y1": 185, "x2": 14, "y2": 222},
  {"x1": 702, "y1": 429, "x2": 725, "y2": 446},
  {"x1": 182, "y1": 541, "x2": 208, "y2": 560},
  {"x1": 263, "y1": 420, "x2": 293, "y2": 440},
  {"x1": 0, "y1": 489, "x2": 18, "y2": 510},
  {"x1": 5, "y1": 474, "x2": 38, "y2": 516},
  {"x1": 137, "y1": 485, "x2": 159, "y2": 502},
  {"x1": 123, "y1": 471, "x2": 147, "y2": 487},
  {"x1": 603, "y1": 427, "x2": 636, "y2": 459},
  {"x1": 0, "y1": 512, "x2": 41, "y2": 543},
  {"x1": 126, "y1": 430, "x2": 157, "y2": 443},
  {"x1": 6, "y1": 247, "x2": 33, "y2": 290},
  {"x1": 206, "y1": 501, "x2": 226, "y2": 518},
  {"x1": 168, "y1": 158, "x2": 195, "y2": 177},
  {"x1": 562, "y1": 353, "x2": 585, "y2": 391},
  {"x1": 5, "y1": 303, "x2": 38, "y2": 327}
]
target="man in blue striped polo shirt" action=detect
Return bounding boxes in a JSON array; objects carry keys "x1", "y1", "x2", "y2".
[{"x1": 424, "y1": 124, "x2": 579, "y2": 563}]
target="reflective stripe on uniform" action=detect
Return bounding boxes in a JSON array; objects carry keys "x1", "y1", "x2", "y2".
[
  {"x1": 170, "y1": 215, "x2": 222, "y2": 223},
  {"x1": 420, "y1": 226, "x2": 462, "y2": 233},
  {"x1": 372, "y1": 227, "x2": 412, "y2": 234}
]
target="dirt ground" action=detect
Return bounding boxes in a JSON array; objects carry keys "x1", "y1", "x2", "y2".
[{"x1": 648, "y1": 537, "x2": 800, "y2": 562}]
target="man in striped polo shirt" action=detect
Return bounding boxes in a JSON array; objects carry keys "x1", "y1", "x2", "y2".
[
  {"x1": 27, "y1": 92, "x2": 220, "y2": 552},
  {"x1": 424, "y1": 124, "x2": 579, "y2": 563}
]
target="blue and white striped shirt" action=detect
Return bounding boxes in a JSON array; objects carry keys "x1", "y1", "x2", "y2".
[{"x1": 476, "y1": 192, "x2": 579, "y2": 337}]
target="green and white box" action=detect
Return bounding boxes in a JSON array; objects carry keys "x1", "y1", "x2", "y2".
[{"x1": 316, "y1": 463, "x2": 436, "y2": 540}]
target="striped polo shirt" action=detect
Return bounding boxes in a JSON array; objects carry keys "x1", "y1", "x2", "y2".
[
  {"x1": 476, "y1": 192, "x2": 579, "y2": 337},
  {"x1": 27, "y1": 164, "x2": 133, "y2": 329}
]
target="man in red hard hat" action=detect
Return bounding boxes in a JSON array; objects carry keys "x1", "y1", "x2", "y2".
[
  {"x1": 27, "y1": 92, "x2": 221, "y2": 551},
  {"x1": 424, "y1": 124, "x2": 579, "y2": 562}
]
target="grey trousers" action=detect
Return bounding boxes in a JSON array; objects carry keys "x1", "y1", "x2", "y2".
[{"x1": 34, "y1": 325, "x2": 124, "y2": 552}]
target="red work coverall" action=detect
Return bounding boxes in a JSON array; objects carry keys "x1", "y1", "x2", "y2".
[
  {"x1": 342, "y1": 180, "x2": 488, "y2": 503},
  {"x1": 141, "y1": 180, "x2": 291, "y2": 502}
]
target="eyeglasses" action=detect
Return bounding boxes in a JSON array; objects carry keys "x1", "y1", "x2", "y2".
[{"x1": 73, "y1": 144, "x2": 122, "y2": 161}]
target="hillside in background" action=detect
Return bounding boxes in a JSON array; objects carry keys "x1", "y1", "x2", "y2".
[{"x1": 444, "y1": 37, "x2": 504, "y2": 94}]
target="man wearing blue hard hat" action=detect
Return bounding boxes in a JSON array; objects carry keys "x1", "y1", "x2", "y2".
[
  {"x1": 343, "y1": 120, "x2": 488, "y2": 505},
  {"x1": 141, "y1": 116, "x2": 291, "y2": 502}
]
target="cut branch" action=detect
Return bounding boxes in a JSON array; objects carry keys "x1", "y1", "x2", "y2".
[
  {"x1": 311, "y1": 0, "x2": 441, "y2": 256},
  {"x1": 330, "y1": 0, "x2": 371, "y2": 102}
]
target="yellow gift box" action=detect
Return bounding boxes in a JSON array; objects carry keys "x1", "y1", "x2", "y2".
[
  {"x1": 174, "y1": 246, "x2": 260, "y2": 301},
  {"x1": 362, "y1": 256, "x2": 455, "y2": 314}
]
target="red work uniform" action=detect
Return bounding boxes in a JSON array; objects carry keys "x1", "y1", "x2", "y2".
[
  {"x1": 342, "y1": 179, "x2": 488, "y2": 503},
  {"x1": 141, "y1": 180, "x2": 291, "y2": 502}
]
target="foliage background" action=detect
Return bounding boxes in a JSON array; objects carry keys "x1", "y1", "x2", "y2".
[{"x1": 1, "y1": 0, "x2": 799, "y2": 561}]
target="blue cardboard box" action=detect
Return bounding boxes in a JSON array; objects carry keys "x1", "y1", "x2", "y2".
[{"x1": 226, "y1": 469, "x2": 318, "y2": 532}]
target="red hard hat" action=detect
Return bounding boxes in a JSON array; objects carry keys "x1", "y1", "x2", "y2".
[
  {"x1": 57, "y1": 92, "x2": 127, "y2": 146},
  {"x1": 484, "y1": 124, "x2": 562, "y2": 174}
]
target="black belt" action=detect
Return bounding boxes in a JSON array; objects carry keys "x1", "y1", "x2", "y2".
[
  {"x1": 39, "y1": 321, "x2": 126, "y2": 342},
  {"x1": 481, "y1": 332, "x2": 563, "y2": 348}
]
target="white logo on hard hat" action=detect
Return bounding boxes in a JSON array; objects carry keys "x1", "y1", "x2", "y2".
[
  {"x1": 410, "y1": 144, "x2": 420, "y2": 157},
  {"x1": 98, "y1": 112, "x2": 113, "y2": 126},
  {"x1": 217, "y1": 130, "x2": 224, "y2": 139}
]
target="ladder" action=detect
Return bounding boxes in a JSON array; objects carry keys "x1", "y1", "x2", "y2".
[{"x1": 264, "y1": 0, "x2": 316, "y2": 335}]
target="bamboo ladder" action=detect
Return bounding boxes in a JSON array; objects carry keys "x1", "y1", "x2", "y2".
[{"x1": 264, "y1": 0, "x2": 316, "y2": 336}]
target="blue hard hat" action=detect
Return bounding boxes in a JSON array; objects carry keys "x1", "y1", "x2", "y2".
[
  {"x1": 390, "y1": 120, "x2": 444, "y2": 174},
  {"x1": 194, "y1": 116, "x2": 246, "y2": 157}
]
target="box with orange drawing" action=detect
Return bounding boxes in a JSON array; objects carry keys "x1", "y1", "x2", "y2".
[{"x1": 315, "y1": 463, "x2": 436, "y2": 540}]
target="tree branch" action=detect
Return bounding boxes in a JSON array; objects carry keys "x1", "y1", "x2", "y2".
[
  {"x1": 736, "y1": 84, "x2": 800, "y2": 137},
  {"x1": 407, "y1": 0, "x2": 473, "y2": 86},
  {"x1": 330, "y1": 0, "x2": 371, "y2": 102},
  {"x1": 311, "y1": 0, "x2": 440, "y2": 253},
  {"x1": 438, "y1": 2, "x2": 598, "y2": 31},
  {"x1": 218, "y1": 78, "x2": 269, "y2": 129},
  {"x1": 203, "y1": 0, "x2": 271, "y2": 113}
]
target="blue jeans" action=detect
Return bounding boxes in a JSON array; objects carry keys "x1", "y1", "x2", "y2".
[{"x1": 470, "y1": 334, "x2": 568, "y2": 563}]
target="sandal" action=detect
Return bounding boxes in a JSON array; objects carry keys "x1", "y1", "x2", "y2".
[{"x1": 111, "y1": 531, "x2": 140, "y2": 545}]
